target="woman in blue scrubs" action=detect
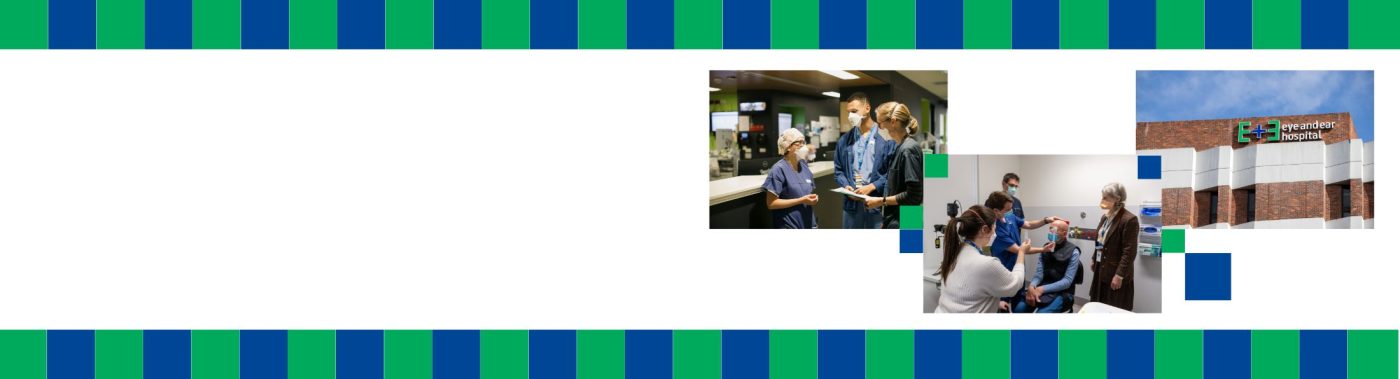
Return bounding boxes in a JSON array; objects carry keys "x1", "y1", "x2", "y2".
[{"x1": 763, "y1": 128, "x2": 819, "y2": 229}]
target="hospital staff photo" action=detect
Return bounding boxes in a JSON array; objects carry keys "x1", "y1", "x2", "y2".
[{"x1": 709, "y1": 70, "x2": 946, "y2": 229}]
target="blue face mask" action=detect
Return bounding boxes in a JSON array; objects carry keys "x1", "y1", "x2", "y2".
[
  {"x1": 1008, "y1": 186, "x2": 1018, "y2": 197},
  {"x1": 1047, "y1": 233, "x2": 1057, "y2": 243}
]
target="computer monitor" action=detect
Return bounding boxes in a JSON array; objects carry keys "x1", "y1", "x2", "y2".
[{"x1": 711, "y1": 111, "x2": 739, "y2": 132}]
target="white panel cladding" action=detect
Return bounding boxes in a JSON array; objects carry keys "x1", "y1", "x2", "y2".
[
  {"x1": 1193, "y1": 147, "x2": 1231, "y2": 191},
  {"x1": 1252, "y1": 218, "x2": 1326, "y2": 229},
  {"x1": 1364, "y1": 141, "x2": 1374, "y2": 183},
  {"x1": 1365, "y1": 218, "x2": 1374, "y2": 229},
  {"x1": 1326, "y1": 216, "x2": 1364, "y2": 229},
  {"x1": 1254, "y1": 141, "x2": 1324, "y2": 185},
  {"x1": 1324, "y1": 139, "x2": 1364, "y2": 184},
  {"x1": 1138, "y1": 148, "x2": 1195, "y2": 189},
  {"x1": 1195, "y1": 222, "x2": 1228, "y2": 229},
  {"x1": 1232, "y1": 144, "x2": 1258, "y2": 188}
]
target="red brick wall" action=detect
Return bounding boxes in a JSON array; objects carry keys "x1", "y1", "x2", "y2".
[
  {"x1": 1366, "y1": 182, "x2": 1375, "y2": 219},
  {"x1": 1351, "y1": 179, "x2": 1367, "y2": 220},
  {"x1": 1253, "y1": 181, "x2": 1325, "y2": 221},
  {"x1": 1137, "y1": 113, "x2": 1357, "y2": 151},
  {"x1": 1162, "y1": 188, "x2": 1194, "y2": 226}
]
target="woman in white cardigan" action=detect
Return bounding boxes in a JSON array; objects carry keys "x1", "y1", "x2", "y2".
[{"x1": 935, "y1": 205, "x2": 1038, "y2": 313}]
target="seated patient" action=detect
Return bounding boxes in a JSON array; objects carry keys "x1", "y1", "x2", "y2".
[{"x1": 1012, "y1": 220, "x2": 1083, "y2": 313}]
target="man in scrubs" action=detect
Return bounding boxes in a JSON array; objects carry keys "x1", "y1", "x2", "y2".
[
  {"x1": 833, "y1": 92, "x2": 893, "y2": 229},
  {"x1": 1003, "y1": 173, "x2": 1025, "y2": 219},
  {"x1": 984, "y1": 191, "x2": 1061, "y2": 311}
]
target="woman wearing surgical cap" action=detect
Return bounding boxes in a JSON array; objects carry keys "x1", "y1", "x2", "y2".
[
  {"x1": 1088, "y1": 182, "x2": 1139, "y2": 310},
  {"x1": 762, "y1": 128, "x2": 819, "y2": 229},
  {"x1": 865, "y1": 102, "x2": 923, "y2": 229}
]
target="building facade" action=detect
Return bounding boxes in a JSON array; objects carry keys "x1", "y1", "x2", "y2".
[{"x1": 1137, "y1": 113, "x2": 1374, "y2": 229}]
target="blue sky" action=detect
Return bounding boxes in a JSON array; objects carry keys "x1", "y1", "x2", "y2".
[{"x1": 1137, "y1": 71, "x2": 1373, "y2": 141}]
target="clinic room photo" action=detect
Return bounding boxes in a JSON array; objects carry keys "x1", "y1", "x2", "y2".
[
  {"x1": 708, "y1": 70, "x2": 947, "y2": 230},
  {"x1": 923, "y1": 155, "x2": 1165, "y2": 314}
]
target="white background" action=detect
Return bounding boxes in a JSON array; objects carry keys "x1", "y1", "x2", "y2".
[{"x1": 0, "y1": 51, "x2": 1392, "y2": 330}]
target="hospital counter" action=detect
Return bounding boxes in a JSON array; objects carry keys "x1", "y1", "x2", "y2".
[{"x1": 709, "y1": 161, "x2": 843, "y2": 229}]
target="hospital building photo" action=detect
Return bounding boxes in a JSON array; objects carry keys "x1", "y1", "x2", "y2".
[{"x1": 1135, "y1": 71, "x2": 1375, "y2": 229}]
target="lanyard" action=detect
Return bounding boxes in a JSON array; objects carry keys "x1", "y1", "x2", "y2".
[{"x1": 853, "y1": 131, "x2": 875, "y2": 178}]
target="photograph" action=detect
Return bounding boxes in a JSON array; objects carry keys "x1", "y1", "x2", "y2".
[
  {"x1": 923, "y1": 155, "x2": 1164, "y2": 314},
  {"x1": 1136, "y1": 71, "x2": 1374, "y2": 229},
  {"x1": 709, "y1": 70, "x2": 947, "y2": 229}
]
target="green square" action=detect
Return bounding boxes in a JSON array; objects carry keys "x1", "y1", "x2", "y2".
[
  {"x1": 1157, "y1": 0, "x2": 1205, "y2": 49},
  {"x1": 192, "y1": 330, "x2": 239, "y2": 379},
  {"x1": 193, "y1": 0, "x2": 241, "y2": 49},
  {"x1": 1059, "y1": 330, "x2": 1106, "y2": 379},
  {"x1": 675, "y1": 331, "x2": 721, "y2": 379},
  {"x1": 1060, "y1": 0, "x2": 1109, "y2": 49},
  {"x1": 97, "y1": 0, "x2": 145, "y2": 49},
  {"x1": 0, "y1": 0, "x2": 48, "y2": 49},
  {"x1": 675, "y1": 0, "x2": 723, "y2": 49},
  {"x1": 1348, "y1": 330, "x2": 1399, "y2": 379},
  {"x1": 0, "y1": 330, "x2": 46, "y2": 379},
  {"x1": 1251, "y1": 330, "x2": 1299, "y2": 379},
  {"x1": 925, "y1": 154, "x2": 948, "y2": 178},
  {"x1": 1163, "y1": 229, "x2": 1185, "y2": 253},
  {"x1": 95, "y1": 330, "x2": 143, "y2": 379},
  {"x1": 483, "y1": 0, "x2": 531, "y2": 49},
  {"x1": 964, "y1": 0, "x2": 1011, "y2": 48},
  {"x1": 866, "y1": 330, "x2": 914, "y2": 379},
  {"x1": 481, "y1": 330, "x2": 530, "y2": 379},
  {"x1": 769, "y1": 330, "x2": 817, "y2": 379},
  {"x1": 962, "y1": 330, "x2": 1010, "y2": 379},
  {"x1": 771, "y1": 0, "x2": 818, "y2": 49},
  {"x1": 900, "y1": 206, "x2": 923, "y2": 230},
  {"x1": 1350, "y1": 0, "x2": 1400, "y2": 49},
  {"x1": 578, "y1": 331, "x2": 625, "y2": 379},
  {"x1": 867, "y1": 0, "x2": 916, "y2": 49},
  {"x1": 385, "y1": 330, "x2": 433, "y2": 379},
  {"x1": 386, "y1": 0, "x2": 435, "y2": 49},
  {"x1": 1155, "y1": 330, "x2": 1203, "y2": 379},
  {"x1": 579, "y1": 0, "x2": 628, "y2": 49},
  {"x1": 1252, "y1": 0, "x2": 1301, "y2": 49},
  {"x1": 288, "y1": 330, "x2": 336, "y2": 379}
]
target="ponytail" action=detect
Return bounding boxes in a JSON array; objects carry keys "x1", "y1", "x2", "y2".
[
  {"x1": 940, "y1": 205, "x2": 996, "y2": 282},
  {"x1": 875, "y1": 102, "x2": 919, "y2": 135}
]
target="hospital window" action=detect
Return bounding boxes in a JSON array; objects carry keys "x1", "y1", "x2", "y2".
[
  {"x1": 1342, "y1": 185, "x2": 1352, "y2": 218},
  {"x1": 1208, "y1": 191, "x2": 1219, "y2": 225},
  {"x1": 1245, "y1": 189, "x2": 1256, "y2": 223}
]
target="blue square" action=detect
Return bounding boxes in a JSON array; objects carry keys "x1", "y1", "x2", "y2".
[
  {"x1": 1011, "y1": 330, "x2": 1058, "y2": 379},
  {"x1": 1203, "y1": 330, "x2": 1251, "y2": 378},
  {"x1": 1186, "y1": 253, "x2": 1231, "y2": 300},
  {"x1": 1138, "y1": 155, "x2": 1162, "y2": 179},
  {"x1": 900, "y1": 229, "x2": 923, "y2": 253},
  {"x1": 1300, "y1": 330, "x2": 1346, "y2": 379}
]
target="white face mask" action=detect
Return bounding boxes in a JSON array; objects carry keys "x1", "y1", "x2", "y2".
[
  {"x1": 796, "y1": 146, "x2": 811, "y2": 161},
  {"x1": 848, "y1": 112, "x2": 863, "y2": 127}
]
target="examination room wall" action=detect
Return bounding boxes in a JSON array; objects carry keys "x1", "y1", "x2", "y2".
[{"x1": 924, "y1": 155, "x2": 1163, "y2": 313}]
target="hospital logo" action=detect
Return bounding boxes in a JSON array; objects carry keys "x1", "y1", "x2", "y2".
[
  {"x1": 1236, "y1": 119, "x2": 1333, "y2": 144},
  {"x1": 1237, "y1": 120, "x2": 1281, "y2": 143}
]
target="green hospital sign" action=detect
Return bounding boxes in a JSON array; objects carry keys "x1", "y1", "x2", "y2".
[{"x1": 1237, "y1": 120, "x2": 1334, "y2": 143}]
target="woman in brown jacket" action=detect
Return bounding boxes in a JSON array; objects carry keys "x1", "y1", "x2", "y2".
[{"x1": 1089, "y1": 182, "x2": 1138, "y2": 310}]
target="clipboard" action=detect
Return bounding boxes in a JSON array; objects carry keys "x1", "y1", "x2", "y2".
[{"x1": 830, "y1": 187, "x2": 875, "y2": 200}]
